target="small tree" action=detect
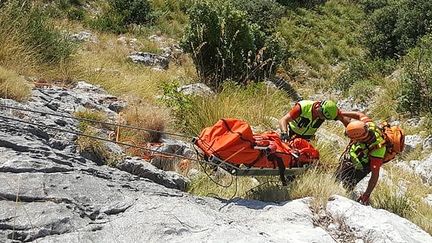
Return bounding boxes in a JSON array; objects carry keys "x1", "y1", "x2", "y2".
[
  {"x1": 230, "y1": 0, "x2": 285, "y2": 32},
  {"x1": 90, "y1": 0, "x2": 152, "y2": 33},
  {"x1": 363, "y1": 0, "x2": 432, "y2": 59},
  {"x1": 398, "y1": 35, "x2": 432, "y2": 115},
  {"x1": 181, "y1": 1, "x2": 287, "y2": 89}
]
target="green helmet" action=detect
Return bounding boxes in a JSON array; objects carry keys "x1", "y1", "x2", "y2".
[{"x1": 320, "y1": 100, "x2": 338, "y2": 120}]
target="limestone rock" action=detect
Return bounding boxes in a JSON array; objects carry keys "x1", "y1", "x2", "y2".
[
  {"x1": 327, "y1": 195, "x2": 432, "y2": 243},
  {"x1": 128, "y1": 52, "x2": 169, "y2": 70},
  {"x1": 178, "y1": 83, "x2": 214, "y2": 97},
  {"x1": 404, "y1": 135, "x2": 423, "y2": 153},
  {"x1": 69, "y1": 31, "x2": 97, "y2": 43}
]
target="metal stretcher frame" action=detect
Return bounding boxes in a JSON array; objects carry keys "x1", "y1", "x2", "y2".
[{"x1": 207, "y1": 154, "x2": 310, "y2": 177}]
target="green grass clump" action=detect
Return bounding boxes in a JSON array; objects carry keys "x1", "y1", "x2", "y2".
[
  {"x1": 0, "y1": 66, "x2": 31, "y2": 101},
  {"x1": 162, "y1": 81, "x2": 291, "y2": 136}
]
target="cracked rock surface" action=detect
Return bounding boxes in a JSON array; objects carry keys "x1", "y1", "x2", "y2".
[{"x1": 1, "y1": 82, "x2": 431, "y2": 242}]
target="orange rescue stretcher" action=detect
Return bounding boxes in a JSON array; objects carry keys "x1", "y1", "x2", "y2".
[{"x1": 193, "y1": 118, "x2": 319, "y2": 185}]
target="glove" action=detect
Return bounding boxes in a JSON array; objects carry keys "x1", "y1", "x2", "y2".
[
  {"x1": 357, "y1": 193, "x2": 370, "y2": 205},
  {"x1": 280, "y1": 132, "x2": 289, "y2": 142}
]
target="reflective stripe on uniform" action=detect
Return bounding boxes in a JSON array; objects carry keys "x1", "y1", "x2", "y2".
[
  {"x1": 288, "y1": 100, "x2": 323, "y2": 136},
  {"x1": 349, "y1": 121, "x2": 387, "y2": 170}
]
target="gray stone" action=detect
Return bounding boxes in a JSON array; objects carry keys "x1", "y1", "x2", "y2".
[
  {"x1": 38, "y1": 198, "x2": 336, "y2": 243},
  {"x1": 423, "y1": 135, "x2": 432, "y2": 150},
  {"x1": 327, "y1": 195, "x2": 432, "y2": 243},
  {"x1": 406, "y1": 117, "x2": 422, "y2": 128},
  {"x1": 128, "y1": 52, "x2": 169, "y2": 70},
  {"x1": 336, "y1": 97, "x2": 368, "y2": 112},
  {"x1": 424, "y1": 194, "x2": 432, "y2": 207},
  {"x1": 178, "y1": 83, "x2": 214, "y2": 96},
  {"x1": 69, "y1": 31, "x2": 97, "y2": 43},
  {"x1": 353, "y1": 169, "x2": 388, "y2": 198},
  {"x1": 116, "y1": 157, "x2": 189, "y2": 191},
  {"x1": 404, "y1": 135, "x2": 423, "y2": 153},
  {"x1": 409, "y1": 154, "x2": 432, "y2": 184},
  {"x1": 150, "y1": 138, "x2": 195, "y2": 171}
]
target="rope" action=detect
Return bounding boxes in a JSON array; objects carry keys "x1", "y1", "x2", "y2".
[
  {"x1": 0, "y1": 105, "x2": 285, "y2": 199},
  {"x1": 0, "y1": 103, "x2": 192, "y2": 139},
  {"x1": 0, "y1": 114, "x2": 232, "y2": 169}
]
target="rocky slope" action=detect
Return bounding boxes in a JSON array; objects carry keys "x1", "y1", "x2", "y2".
[{"x1": 0, "y1": 83, "x2": 431, "y2": 242}]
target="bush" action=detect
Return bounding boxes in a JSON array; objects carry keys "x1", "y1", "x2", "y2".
[
  {"x1": 181, "y1": 1, "x2": 288, "y2": 89},
  {"x1": 398, "y1": 35, "x2": 432, "y2": 115},
  {"x1": 363, "y1": 0, "x2": 432, "y2": 58},
  {"x1": 277, "y1": 1, "x2": 364, "y2": 80},
  {"x1": 335, "y1": 58, "x2": 395, "y2": 92},
  {"x1": 276, "y1": 0, "x2": 326, "y2": 9},
  {"x1": 90, "y1": 0, "x2": 152, "y2": 33},
  {"x1": 25, "y1": 9, "x2": 74, "y2": 63},
  {"x1": 230, "y1": 0, "x2": 285, "y2": 32},
  {"x1": 0, "y1": 66, "x2": 31, "y2": 101}
]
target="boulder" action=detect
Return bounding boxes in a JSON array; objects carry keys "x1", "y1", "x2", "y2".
[
  {"x1": 116, "y1": 157, "x2": 189, "y2": 191},
  {"x1": 404, "y1": 135, "x2": 423, "y2": 153},
  {"x1": 423, "y1": 135, "x2": 432, "y2": 150},
  {"x1": 128, "y1": 52, "x2": 169, "y2": 70},
  {"x1": 69, "y1": 31, "x2": 97, "y2": 43},
  {"x1": 177, "y1": 83, "x2": 214, "y2": 97},
  {"x1": 408, "y1": 154, "x2": 432, "y2": 184},
  {"x1": 327, "y1": 195, "x2": 432, "y2": 243},
  {"x1": 424, "y1": 194, "x2": 432, "y2": 207},
  {"x1": 150, "y1": 138, "x2": 196, "y2": 171}
]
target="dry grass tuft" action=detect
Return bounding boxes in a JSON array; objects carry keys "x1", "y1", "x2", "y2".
[
  {"x1": 120, "y1": 103, "x2": 170, "y2": 144},
  {"x1": 76, "y1": 32, "x2": 196, "y2": 102},
  {"x1": 75, "y1": 109, "x2": 113, "y2": 165},
  {"x1": 289, "y1": 168, "x2": 347, "y2": 211},
  {"x1": 372, "y1": 165, "x2": 432, "y2": 234},
  {"x1": 0, "y1": 66, "x2": 32, "y2": 101},
  {"x1": 188, "y1": 172, "x2": 261, "y2": 199}
]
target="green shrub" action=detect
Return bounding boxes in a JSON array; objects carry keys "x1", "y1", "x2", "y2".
[
  {"x1": 90, "y1": 0, "x2": 152, "y2": 33},
  {"x1": 398, "y1": 35, "x2": 432, "y2": 115},
  {"x1": 359, "y1": 0, "x2": 388, "y2": 14},
  {"x1": 277, "y1": 1, "x2": 364, "y2": 80},
  {"x1": 348, "y1": 79, "x2": 376, "y2": 103},
  {"x1": 181, "y1": 1, "x2": 288, "y2": 89},
  {"x1": 335, "y1": 58, "x2": 395, "y2": 92},
  {"x1": 230, "y1": 0, "x2": 285, "y2": 32},
  {"x1": 111, "y1": 0, "x2": 152, "y2": 25},
  {"x1": 363, "y1": 0, "x2": 432, "y2": 58},
  {"x1": 276, "y1": 0, "x2": 326, "y2": 9}
]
